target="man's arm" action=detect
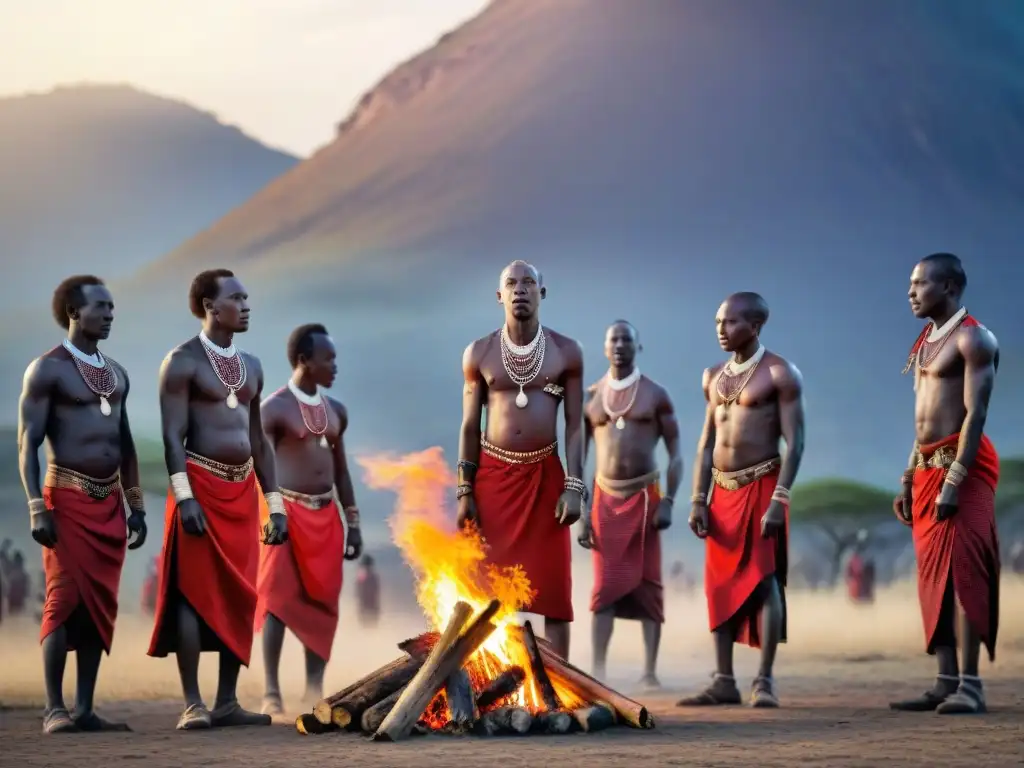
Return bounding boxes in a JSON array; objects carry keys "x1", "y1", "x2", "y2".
[
  {"x1": 582, "y1": 387, "x2": 596, "y2": 469},
  {"x1": 248, "y1": 358, "x2": 279, "y2": 495},
  {"x1": 330, "y1": 400, "x2": 357, "y2": 511},
  {"x1": 774, "y1": 360, "x2": 806, "y2": 491},
  {"x1": 458, "y1": 341, "x2": 486, "y2": 483},
  {"x1": 954, "y1": 327, "x2": 998, "y2": 470},
  {"x1": 18, "y1": 358, "x2": 56, "y2": 505},
  {"x1": 562, "y1": 340, "x2": 585, "y2": 481},
  {"x1": 159, "y1": 348, "x2": 195, "y2": 476},
  {"x1": 692, "y1": 368, "x2": 717, "y2": 500},
  {"x1": 259, "y1": 395, "x2": 282, "y2": 451},
  {"x1": 656, "y1": 386, "x2": 683, "y2": 501},
  {"x1": 117, "y1": 365, "x2": 141, "y2": 498}
]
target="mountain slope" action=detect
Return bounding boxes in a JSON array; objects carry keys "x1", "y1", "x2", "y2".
[
  {"x1": 6, "y1": 1, "x2": 1024, "y2": 488},
  {"x1": 0, "y1": 83, "x2": 299, "y2": 307}
]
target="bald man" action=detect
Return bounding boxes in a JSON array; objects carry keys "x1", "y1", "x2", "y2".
[
  {"x1": 679, "y1": 292, "x2": 805, "y2": 708},
  {"x1": 456, "y1": 261, "x2": 585, "y2": 658}
]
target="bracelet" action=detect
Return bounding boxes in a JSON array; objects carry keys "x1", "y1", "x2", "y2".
[
  {"x1": 771, "y1": 486, "x2": 791, "y2": 504},
  {"x1": 457, "y1": 460, "x2": 477, "y2": 486},
  {"x1": 944, "y1": 462, "x2": 968, "y2": 488},
  {"x1": 691, "y1": 492, "x2": 707, "y2": 505},
  {"x1": 28, "y1": 498, "x2": 48, "y2": 516},
  {"x1": 265, "y1": 491, "x2": 287, "y2": 517},
  {"x1": 662, "y1": 495, "x2": 675, "y2": 506},
  {"x1": 170, "y1": 472, "x2": 194, "y2": 503},
  {"x1": 124, "y1": 486, "x2": 146, "y2": 514},
  {"x1": 564, "y1": 476, "x2": 588, "y2": 501},
  {"x1": 456, "y1": 483, "x2": 473, "y2": 500},
  {"x1": 343, "y1": 505, "x2": 360, "y2": 529},
  {"x1": 901, "y1": 470, "x2": 915, "y2": 486}
]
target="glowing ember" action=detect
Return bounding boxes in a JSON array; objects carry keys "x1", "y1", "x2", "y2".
[{"x1": 358, "y1": 447, "x2": 584, "y2": 718}]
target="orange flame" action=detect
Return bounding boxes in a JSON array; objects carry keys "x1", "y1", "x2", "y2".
[{"x1": 358, "y1": 447, "x2": 581, "y2": 714}]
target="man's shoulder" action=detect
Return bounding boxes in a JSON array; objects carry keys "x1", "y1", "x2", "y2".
[
  {"x1": 324, "y1": 393, "x2": 348, "y2": 417},
  {"x1": 544, "y1": 328, "x2": 584, "y2": 362},
  {"x1": 24, "y1": 347, "x2": 65, "y2": 384},
  {"x1": 261, "y1": 385, "x2": 289, "y2": 407},
  {"x1": 641, "y1": 374, "x2": 671, "y2": 401},
  {"x1": 464, "y1": 331, "x2": 499, "y2": 365},
  {"x1": 957, "y1": 319, "x2": 998, "y2": 362}
]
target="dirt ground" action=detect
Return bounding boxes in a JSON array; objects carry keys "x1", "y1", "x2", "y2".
[{"x1": 3, "y1": 581, "x2": 1023, "y2": 767}]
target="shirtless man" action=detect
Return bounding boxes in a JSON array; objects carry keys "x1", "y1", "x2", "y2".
[
  {"x1": 580, "y1": 320, "x2": 682, "y2": 687},
  {"x1": 678, "y1": 292, "x2": 805, "y2": 708},
  {"x1": 457, "y1": 260, "x2": 585, "y2": 658},
  {"x1": 256, "y1": 323, "x2": 362, "y2": 714},
  {"x1": 18, "y1": 275, "x2": 147, "y2": 733},
  {"x1": 147, "y1": 269, "x2": 288, "y2": 730},
  {"x1": 890, "y1": 253, "x2": 1001, "y2": 715}
]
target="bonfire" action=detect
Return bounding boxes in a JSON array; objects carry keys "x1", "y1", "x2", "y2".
[{"x1": 294, "y1": 448, "x2": 654, "y2": 740}]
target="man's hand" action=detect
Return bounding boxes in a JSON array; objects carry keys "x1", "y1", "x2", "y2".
[
  {"x1": 935, "y1": 483, "x2": 959, "y2": 522},
  {"x1": 127, "y1": 511, "x2": 148, "y2": 550},
  {"x1": 457, "y1": 495, "x2": 479, "y2": 530},
  {"x1": 555, "y1": 489, "x2": 583, "y2": 526},
  {"x1": 577, "y1": 513, "x2": 595, "y2": 549},
  {"x1": 262, "y1": 512, "x2": 288, "y2": 545},
  {"x1": 178, "y1": 499, "x2": 207, "y2": 536},
  {"x1": 345, "y1": 527, "x2": 363, "y2": 560},
  {"x1": 30, "y1": 509, "x2": 57, "y2": 549},
  {"x1": 760, "y1": 500, "x2": 786, "y2": 538},
  {"x1": 892, "y1": 485, "x2": 913, "y2": 526},
  {"x1": 688, "y1": 502, "x2": 708, "y2": 539},
  {"x1": 655, "y1": 497, "x2": 673, "y2": 530}
]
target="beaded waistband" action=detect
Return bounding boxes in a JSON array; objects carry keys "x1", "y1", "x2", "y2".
[
  {"x1": 280, "y1": 488, "x2": 335, "y2": 509},
  {"x1": 44, "y1": 466, "x2": 120, "y2": 500},
  {"x1": 481, "y1": 439, "x2": 557, "y2": 465},
  {"x1": 712, "y1": 456, "x2": 781, "y2": 491},
  {"x1": 596, "y1": 471, "x2": 660, "y2": 498},
  {"x1": 185, "y1": 451, "x2": 254, "y2": 483},
  {"x1": 916, "y1": 445, "x2": 956, "y2": 470}
]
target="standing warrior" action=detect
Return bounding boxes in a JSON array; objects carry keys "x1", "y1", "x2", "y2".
[
  {"x1": 890, "y1": 253, "x2": 1001, "y2": 715},
  {"x1": 579, "y1": 320, "x2": 682, "y2": 687},
  {"x1": 457, "y1": 260, "x2": 585, "y2": 658},
  {"x1": 678, "y1": 292, "x2": 805, "y2": 708},
  {"x1": 18, "y1": 275, "x2": 147, "y2": 733},
  {"x1": 147, "y1": 269, "x2": 288, "y2": 730},
  {"x1": 256, "y1": 324, "x2": 362, "y2": 715}
]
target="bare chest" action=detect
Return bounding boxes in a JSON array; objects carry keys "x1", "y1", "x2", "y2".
[
  {"x1": 710, "y1": 365, "x2": 776, "y2": 410},
  {"x1": 277, "y1": 399, "x2": 341, "y2": 444},
  {"x1": 54, "y1": 360, "x2": 126, "y2": 410},
  {"x1": 915, "y1": 336, "x2": 965, "y2": 383},
  {"x1": 192, "y1": 355, "x2": 259, "y2": 406},
  {"x1": 587, "y1": 381, "x2": 657, "y2": 428},
  {"x1": 481, "y1": 344, "x2": 567, "y2": 393}
]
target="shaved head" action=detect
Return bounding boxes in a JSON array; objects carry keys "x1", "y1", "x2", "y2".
[
  {"x1": 499, "y1": 259, "x2": 541, "y2": 287},
  {"x1": 725, "y1": 292, "x2": 770, "y2": 327}
]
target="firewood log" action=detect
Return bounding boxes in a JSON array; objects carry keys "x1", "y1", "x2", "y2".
[
  {"x1": 295, "y1": 713, "x2": 335, "y2": 735},
  {"x1": 361, "y1": 688, "x2": 403, "y2": 733},
  {"x1": 539, "y1": 648, "x2": 653, "y2": 728},
  {"x1": 312, "y1": 655, "x2": 410, "y2": 724},
  {"x1": 572, "y1": 703, "x2": 616, "y2": 732},
  {"x1": 331, "y1": 654, "x2": 422, "y2": 729},
  {"x1": 531, "y1": 710, "x2": 575, "y2": 735},
  {"x1": 445, "y1": 667, "x2": 477, "y2": 728},
  {"x1": 474, "y1": 705, "x2": 533, "y2": 736},
  {"x1": 522, "y1": 620, "x2": 562, "y2": 712},
  {"x1": 476, "y1": 666, "x2": 526, "y2": 711},
  {"x1": 397, "y1": 631, "x2": 437, "y2": 660}
]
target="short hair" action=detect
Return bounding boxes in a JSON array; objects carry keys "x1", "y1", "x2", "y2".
[
  {"x1": 607, "y1": 319, "x2": 639, "y2": 340},
  {"x1": 287, "y1": 323, "x2": 329, "y2": 368},
  {"x1": 499, "y1": 259, "x2": 541, "y2": 286},
  {"x1": 921, "y1": 252, "x2": 967, "y2": 297},
  {"x1": 52, "y1": 275, "x2": 105, "y2": 329},
  {"x1": 188, "y1": 269, "x2": 235, "y2": 319},
  {"x1": 728, "y1": 292, "x2": 770, "y2": 327}
]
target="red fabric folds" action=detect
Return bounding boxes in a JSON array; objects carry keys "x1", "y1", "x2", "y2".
[
  {"x1": 476, "y1": 450, "x2": 572, "y2": 622},
  {"x1": 148, "y1": 459, "x2": 261, "y2": 666},
  {"x1": 912, "y1": 432, "x2": 1000, "y2": 660},
  {"x1": 255, "y1": 494, "x2": 344, "y2": 662},
  {"x1": 589, "y1": 482, "x2": 663, "y2": 622},
  {"x1": 704, "y1": 468, "x2": 787, "y2": 648},
  {"x1": 39, "y1": 484, "x2": 127, "y2": 653}
]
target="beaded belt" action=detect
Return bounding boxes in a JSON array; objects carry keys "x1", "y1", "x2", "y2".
[
  {"x1": 44, "y1": 466, "x2": 120, "y2": 500},
  {"x1": 916, "y1": 445, "x2": 957, "y2": 470},
  {"x1": 712, "y1": 456, "x2": 781, "y2": 491},
  {"x1": 596, "y1": 471, "x2": 660, "y2": 499},
  {"x1": 481, "y1": 439, "x2": 557, "y2": 465},
  {"x1": 280, "y1": 488, "x2": 335, "y2": 510},
  {"x1": 185, "y1": 451, "x2": 253, "y2": 483}
]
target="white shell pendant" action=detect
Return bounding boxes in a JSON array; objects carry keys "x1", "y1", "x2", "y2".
[
  {"x1": 515, "y1": 386, "x2": 528, "y2": 409},
  {"x1": 320, "y1": 435, "x2": 329, "y2": 449},
  {"x1": 226, "y1": 390, "x2": 239, "y2": 409},
  {"x1": 615, "y1": 416, "x2": 626, "y2": 430},
  {"x1": 99, "y1": 396, "x2": 112, "y2": 416}
]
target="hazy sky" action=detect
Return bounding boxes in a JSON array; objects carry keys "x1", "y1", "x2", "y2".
[{"x1": 1, "y1": 0, "x2": 488, "y2": 156}]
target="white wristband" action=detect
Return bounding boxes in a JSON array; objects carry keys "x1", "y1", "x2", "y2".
[
  {"x1": 265, "y1": 491, "x2": 287, "y2": 517},
  {"x1": 28, "y1": 498, "x2": 48, "y2": 516},
  {"x1": 170, "y1": 472, "x2": 194, "y2": 503}
]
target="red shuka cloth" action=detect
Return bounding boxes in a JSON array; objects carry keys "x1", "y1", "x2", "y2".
[
  {"x1": 476, "y1": 450, "x2": 573, "y2": 622},
  {"x1": 148, "y1": 459, "x2": 261, "y2": 666},
  {"x1": 912, "y1": 432, "x2": 1000, "y2": 660},
  {"x1": 704, "y1": 468, "x2": 787, "y2": 648},
  {"x1": 589, "y1": 482, "x2": 664, "y2": 622},
  {"x1": 254, "y1": 494, "x2": 344, "y2": 662},
  {"x1": 40, "y1": 484, "x2": 127, "y2": 653}
]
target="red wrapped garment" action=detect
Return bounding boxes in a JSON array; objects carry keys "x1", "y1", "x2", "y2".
[
  {"x1": 912, "y1": 432, "x2": 1000, "y2": 660},
  {"x1": 40, "y1": 472, "x2": 127, "y2": 652},
  {"x1": 148, "y1": 455, "x2": 261, "y2": 666},
  {"x1": 704, "y1": 461, "x2": 787, "y2": 648},
  {"x1": 255, "y1": 491, "x2": 344, "y2": 662},
  {"x1": 475, "y1": 445, "x2": 572, "y2": 622},
  {"x1": 589, "y1": 476, "x2": 663, "y2": 622}
]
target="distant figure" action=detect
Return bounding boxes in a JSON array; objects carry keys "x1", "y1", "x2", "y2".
[
  {"x1": 255, "y1": 323, "x2": 361, "y2": 714},
  {"x1": 1010, "y1": 540, "x2": 1024, "y2": 576},
  {"x1": 356, "y1": 554, "x2": 381, "y2": 628},
  {"x1": 0, "y1": 538, "x2": 9, "y2": 625},
  {"x1": 580, "y1": 320, "x2": 683, "y2": 688},
  {"x1": 141, "y1": 555, "x2": 160, "y2": 615},
  {"x1": 18, "y1": 275, "x2": 148, "y2": 733},
  {"x1": 6, "y1": 551, "x2": 30, "y2": 615},
  {"x1": 845, "y1": 531, "x2": 876, "y2": 605},
  {"x1": 456, "y1": 261, "x2": 585, "y2": 658},
  {"x1": 890, "y1": 253, "x2": 1001, "y2": 716},
  {"x1": 679, "y1": 292, "x2": 805, "y2": 709}
]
